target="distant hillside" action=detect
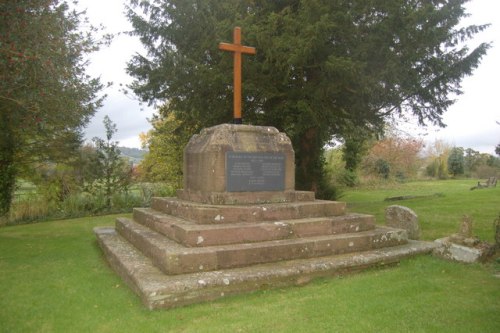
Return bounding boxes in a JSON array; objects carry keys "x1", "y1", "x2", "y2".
[{"x1": 118, "y1": 146, "x2": 147, "y2": 165}]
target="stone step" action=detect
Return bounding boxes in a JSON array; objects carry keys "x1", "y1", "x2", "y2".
[
  {"x1": 176, "y1": 189, "x2": 316, "y2": 205},
  {"x1": 95, "y1": 226, "x2": 439, "y2": 310},
  {"x1": 133, "y1": 208, "x2": 375, "y2": 247},
  {"x1": 150, "y1": 197, "x2": 346, "y2": 224},
  {"x1": 115, "y1": 217, "x2": 407, "y2": 275}
]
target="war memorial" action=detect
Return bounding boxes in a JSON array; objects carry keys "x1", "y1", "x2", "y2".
[{"x1": 94, "y1": 28, "x2": 437, "y2": 309}]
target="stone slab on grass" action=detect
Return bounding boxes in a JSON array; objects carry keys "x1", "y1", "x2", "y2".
[
  {"x1": 433, "y1": 237, "x2": 494, "y2": 263},
  {"x1": 95, "y1": 226, "x2": 438, "y2": 310}
]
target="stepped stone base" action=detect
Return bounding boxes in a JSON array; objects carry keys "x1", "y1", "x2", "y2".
[
  {"x1": 116, "y1": 217, "x2": 407, "y2": 275},
  {"x1": 94, "y1": 125, "x2": 439, "y2": 309},
  {"x1": 132, "y1": 208, "x2": 376, "y2": 247},
  {"x1": 176, "y1": 189, "x2": 315, "y2": 205},
  {"x1": 150, "y1": 197, "x2": 346, "y2": 224},
  {"x1": 94, "y1": 193, "x2": 438, "y2": 309},
  {"x1": 95, "y1": 226, "x2": 438, "y2": 310}
]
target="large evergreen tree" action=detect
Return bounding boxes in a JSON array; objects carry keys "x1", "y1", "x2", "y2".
[
  {"x1": 448, "y1": 146, "x2": 465, "y2": 177},
  {"x1": 0, "y1": 0, "x2": 106, "y2": 217},
  {"x1": 126, "y1": 0, "x2": 489, "y2": 195}
]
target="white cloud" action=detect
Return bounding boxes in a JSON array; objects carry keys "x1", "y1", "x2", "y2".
[
  {"x1": 79, "y1": 0, "x2": 155, "y2": 148},
  {"x1": 418, "y1": 0, "x2": 500, "y2": 154}
]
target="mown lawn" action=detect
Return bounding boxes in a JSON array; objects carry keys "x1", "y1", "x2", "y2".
[
  {"x1": 0, "y1": 180, "x2": 499, "y2": 332},
  {"x1": 344, "y1": 179, "x2": 500, "y2": 242}
]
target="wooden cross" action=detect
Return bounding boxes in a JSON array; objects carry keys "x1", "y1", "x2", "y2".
[{"x1": 219, "y1": 27, "x2": 256, "y2": 124}]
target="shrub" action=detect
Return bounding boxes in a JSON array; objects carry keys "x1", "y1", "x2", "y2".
[
  {"x1": 8, "y1": 194, "x2": 51, "y2": 224},
  {"x1": 139, "y1": 183, "x2": 176, "y2": 205},
  {"x1": 339, "y1": 169, "x2": 359, "y2": 187},
  {"x1": 6, "y1": 184, "x2": 172, "y2": 225},
  {"x1": 474, "y1": 165, "x2": 500, "y2": 179},
  {"x1": 111, "y1": 191, "x2": 145, "y2": 211},
  {"x1": 375, "y1": 159, "x2": 391, "y2": 179}
]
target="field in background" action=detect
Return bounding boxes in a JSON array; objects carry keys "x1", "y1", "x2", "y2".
[
  {"x1": 0, "y1": 180, "x2": 499, "y2": 332},
  {"x1": 344, "y1": 179, "x2": 499, "y2": 242}
]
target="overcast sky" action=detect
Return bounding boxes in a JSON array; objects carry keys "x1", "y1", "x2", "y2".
[{"x1": 81, "y1": 0, "x2": 499, "y2": 154}]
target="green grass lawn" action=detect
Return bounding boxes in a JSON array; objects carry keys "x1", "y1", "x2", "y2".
[
  {"x1": 0, "y1": 180, "x2": 499, "y2": 332},
  {"x1": 344, "y1": 179, "x2": 500, "y2": 242}
]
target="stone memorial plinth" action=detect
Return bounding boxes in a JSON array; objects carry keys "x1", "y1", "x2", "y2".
[
  {"x1": 178, "y1": 124, "x2": 297, "y2": 204},
  {"x1": 94, "y1": 124, "x2": 438, "y2": 310}
]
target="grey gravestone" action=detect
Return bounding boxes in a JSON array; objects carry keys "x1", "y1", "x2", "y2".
[{"x1": 385, "y1": 205, "x2": 421, "y2": 240}]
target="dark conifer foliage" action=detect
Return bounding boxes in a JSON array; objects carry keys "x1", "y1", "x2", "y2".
[
  {"x1": 127, "y1": 0, "x2": 490, "y2": 195},
  {"x1": 0, "y1": 0, "x2": 107, "y2": 216}
]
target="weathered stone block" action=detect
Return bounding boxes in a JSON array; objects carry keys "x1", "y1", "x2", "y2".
[
  {"x1": 330, "y1": 214, "x2": 375, "y2": 234},
  {"x1": 433, "y1": 237, "x2": 495, "y2": 263},
  {"x1": 133, "y1": 208, "x2": 378, "y2": 248},
  {"x1": 133, "y1": 208, "x2": 177, "y2": 240},
  {"x1": 176, "y1": 189, "x2": 315, "y2": 205},
  {"x1": 370, "y1": 227, "x2": 408, "y2": 249},
  {"x1": 216, "y1": 241, "x2": 311, "y2": 269},
  {"x1": 385, "y1": 205, "x2": 421, "y2": 240},
  {"x1": 183, "y1": 124, "x2": 295, "y2": 196},
  {"x1": 117, "y1": 215, "x2": 410, "y2": 275},
  {"x1": 173, "y1": 222, "x2": 293, "y2": 247},
  {"x1": 289, "y1": 218, "x2": 332, "y2": 237},
  {"x1": 151, "y1": 197, "x2": 346, "y2": 224},
  {"x1": 165, "y1": 250, "x2": 218, "y2": 275},
  {"x1": 94, "y1": 226, "x2": 438, "y2": 310}
]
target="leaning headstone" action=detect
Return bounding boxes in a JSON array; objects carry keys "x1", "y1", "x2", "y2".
[
  {"x1": 449, "y1": 215, "x2": 478, "y2": 247},
  {"x1": 385, "y1": 205, "x2": 421, "y2": 240},
  {"x1": 458, "y1": 215, "x2": 473, "y2": 238}
]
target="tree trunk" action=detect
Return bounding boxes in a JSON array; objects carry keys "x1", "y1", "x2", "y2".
[
  {"x1": 295, "y1": 127, "x2": 322, "y2": 193},
  {"x1": 0, "y1": 114, "x2": 17, "y2": 218}
]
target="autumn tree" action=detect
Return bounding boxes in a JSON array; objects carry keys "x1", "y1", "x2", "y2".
[
  {"x1": 126, "y1": 0, "x2": 490, "y2": 196},
  {"x1": 138, "y1": 110, "x2": 193, "y2": 188},
  {"x1": 0, "y1": 0, "x2": 107, "y2": 217},
  {"x1": 461, "y1": 148, "x2": 499, "y2": 178},
  {"x1": 362, "y1": 135, "x2": 424, "y2": 180},
  {"x1": 425, "y1": 139, "x2": 452, "y2": 179}
]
